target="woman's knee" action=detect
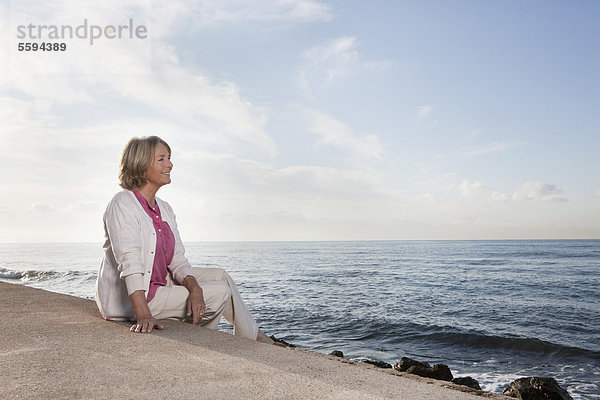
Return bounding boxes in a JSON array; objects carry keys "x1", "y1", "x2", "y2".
[
  {"x1": 192, "y1": 266, "x2": 228, "y2": 282},
  {"x1": 202, "y1": 281, "x2": 231, "y2": 307}
]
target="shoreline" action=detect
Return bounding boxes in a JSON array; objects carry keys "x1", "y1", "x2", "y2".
[{"x1": 0, "y1": 281, "x2": 511, "y2": 399}]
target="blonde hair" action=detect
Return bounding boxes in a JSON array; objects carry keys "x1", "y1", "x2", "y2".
[{"x1": 119, "y1": 136, "x2": 171, "y2": 190}]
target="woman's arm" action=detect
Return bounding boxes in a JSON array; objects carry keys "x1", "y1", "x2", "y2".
[
  {"x1": 129, "y1": 290, "x2": 164, "y2": 333},
  {"x1": 104, "y1": 193, "x2": 148, "y2": 295},
  {"x1": 104, "y1": 192, "x2": 154, "y2": 326}
]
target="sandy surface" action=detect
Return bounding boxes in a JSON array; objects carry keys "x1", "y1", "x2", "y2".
[{"x1": 0, "y1": 282, "x2": 512, "y2": 399}]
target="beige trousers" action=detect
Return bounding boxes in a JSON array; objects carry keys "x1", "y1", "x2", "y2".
[{"x1": 147, "y1": 267, "x2": 259, "y2": 340}]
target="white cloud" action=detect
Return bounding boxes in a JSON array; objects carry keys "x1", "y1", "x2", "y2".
[
  {"x1": 304, "y1": 109, "x2": 383, "y2": 160},
  {"x1": 258, "y1": 164, "x2": 382, "y2": 198},
  {"x1": 30, "y1": 203, "x2": 58, "y2": 213},
  {"x1": 467, "y1": 141, "x2": 519, "y2": 157},
  {"x1": 415, "y1": 105, "x2": 438, "y2": 126},
  {"x1": 490, "y1": 191, "x2": 510, "y2": 203},
  {"x1": 415, "y1": 193, "x2": 437, "y2": 202},
  {"x1": 66, "y1": 202, "x2": 102, "y2": 213},
  {"x1": 30, "y1": 202, "x2": 101, "y2": 214},
  {"x1": 417, "y1": 106, "x2": 433, "y2": 118},
  {"x1": 147, "y1": 0, "x2": 332, "y2": 41},
  {"x1": 0, "y1": 97, "x2": 57, "y2": 131},
  {"x1": 1, "y1": 1, "x2": 276, "y2": 155},
  {"x1": 513, "y1": 182, "x2": 567, "y2": 202},
  {"x1": 595, "y1": 189, "x2": 600, "y2": 198},
  {"x1": 458, "y1": 180, "x2": 487, "y2": 197},
  {"x1": 177, "y1": 150, "x2": 384, "y2": 200},
  {"x1": 297, "y1": 36, "x2": 389, "y2": 93},
  {"x1": 305, "y1": 36, "x2": 359, "y2": 83},
  {"x1": 186, "y1": 0, "x2": 333, "y2": 27}
]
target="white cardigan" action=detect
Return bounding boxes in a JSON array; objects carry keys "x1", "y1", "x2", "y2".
[{"x1": 95, "y1": 190, "x2": 193, "y2": 320}]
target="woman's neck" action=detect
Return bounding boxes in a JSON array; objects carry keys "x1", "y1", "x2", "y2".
[{"x1": 135, "y1": 184, "x2": 159, "y2": 206}]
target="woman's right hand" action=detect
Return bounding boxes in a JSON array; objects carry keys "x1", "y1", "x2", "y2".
[
  {"x1": 129, "y1": 290, "x2": 163, "y2": 333},
  {"x1": 130, "y1": 316, "x2": 164, "y2": 333}
]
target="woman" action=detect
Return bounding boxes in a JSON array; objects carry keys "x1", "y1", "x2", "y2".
[{"x1": 95, "y1": 136, "x2": 275, "y2": 344}]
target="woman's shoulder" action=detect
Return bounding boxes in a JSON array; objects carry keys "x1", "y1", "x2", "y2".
[
  {"x1": 156, "y1": 196, "x2": 174, "y2": 213},
  {"x1": 111, "y1": 189, "x2": 136, "y2": 202},
  {"x1": 106, "y1": 190, "x2": 138, "y2": 209}
]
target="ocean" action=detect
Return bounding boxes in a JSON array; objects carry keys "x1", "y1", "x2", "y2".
[{"x1": 1, "y1": 240, "x2": 599, "y2": 399}]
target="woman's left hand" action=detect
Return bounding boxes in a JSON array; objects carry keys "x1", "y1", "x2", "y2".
[
  {"x1": 187, "y1": 287, "x2": 205, "y2": 324},
  {"x1": 182, "y1": 275, "x2": 206, "y2": 324}
]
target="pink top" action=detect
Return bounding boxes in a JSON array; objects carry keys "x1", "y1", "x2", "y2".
[{"x1": 133, "y1": 190, "x2": 175, "y2": 302}]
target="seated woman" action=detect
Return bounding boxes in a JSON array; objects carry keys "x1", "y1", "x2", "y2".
[{"x1": 95, "y1": 135, "x2": 275, "y2": 344}]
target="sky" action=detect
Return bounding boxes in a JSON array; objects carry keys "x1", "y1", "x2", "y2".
[{"x1": 1, "y1": 0, "x2": 599, "y2": 242}]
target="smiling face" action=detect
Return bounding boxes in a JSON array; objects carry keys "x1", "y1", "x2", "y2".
[{"x1": 144, "y1": 143, "x2": 172, "y2": 190}]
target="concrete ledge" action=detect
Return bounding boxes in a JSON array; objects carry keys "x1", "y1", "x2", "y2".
[{"x1": 0, "y1": 282, "x2": 511, "y2": 399}]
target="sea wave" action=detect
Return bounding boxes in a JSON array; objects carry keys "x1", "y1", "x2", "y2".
[
  {"x1": 319, "y1": 317, "x2": 600, "y2": 363},
  {"x1": 0, "y1": 267, "x2": 95, "y2": 282},
  {"x1": 416, "y1": 329, "x2": 600, "y2": 361}
]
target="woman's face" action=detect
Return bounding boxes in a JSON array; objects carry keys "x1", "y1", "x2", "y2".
[{"x1": 144, "y1": 143, "x2": 172, "y2": 189}]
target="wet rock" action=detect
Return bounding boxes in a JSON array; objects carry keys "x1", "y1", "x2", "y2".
[
  {"x1": 502, "y1": 377, "x2": 573, "y2": 400},
  {"x1": 393, "y1": 357, "x2": 432, "y2": 372},
  {"x1": 329, "y1": 350, "x2": 344, "y2": 358},
  {"x1": 393, "y1": 357, "x2": 453, "y2": 381},
  {"x1": 452, "y1": 376, "x2": 481, "y2": 390},
  {"x1": 406, "y1": 363, "x2": 453, "y2": 382},
  {"x1": 269, "y1": 335, "x2": 296, "y2": 348},
  {"x1": 362, "y1": 359, "x2": 392, "y2": 369},
  {"x1": 431, "y1": 364, "x2": 454, "y2": 381}
]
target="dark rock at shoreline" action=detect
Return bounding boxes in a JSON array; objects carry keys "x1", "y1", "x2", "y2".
[
  {"x1": 503, "y1": 377, "x2": 573, "y2": 400},
  {"x1": 406, "y1": 363, "x2": 453, "y2": 382},
  {"x1": 362, "y1": 359, "x2": 392, "y2": 369},
  {"x1": 393, "y1": 357, "x2": 431, "y2": 372},
  {"x1": 393, "y1": 357, "x2": 453, "y2": 381},
  {"x1": 269, "y1": 335, "x2": 296, "y2": 348},
  {"x1": 452, "y1": 377, "x2": 481, "y2": 390},
  {"x1": 329, "y1": 350, "x2": 344, "y2": 358}
]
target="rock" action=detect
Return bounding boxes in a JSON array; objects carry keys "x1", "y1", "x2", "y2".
[
  {"x1": 452, "y1": 376, "x2": 481, "y2": 390},
  {"x1": 394, "y1": 357, "x2": 453, "y2": 381},
  {"x1": 362, "y1": 359, "x2": 392, "y2": 369},
  {"x1": 269, "y1": 335, "x2": 296, "y2": 348},
  {"x1": 329, "y1": 350, "x2": 344, "y2": 358},
  {"x1": 431, "y1": 364, "x2": 453, "y2": 381},
  {"x1": 502, "y1": 377, "x2": 573, "y2": 400},
  {"x1": 393, "y1": 357, "x2": 432, "y2": 372},
  {"x1": 406, "y1": 363, "x2": 453, "y2": 382}
]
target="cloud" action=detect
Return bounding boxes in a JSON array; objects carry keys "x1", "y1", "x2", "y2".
[
  {"x1": 490, "y1": 191, "x2": 510, "y2": 203},
  {"x1": 0, "y1": 97, "x2": 57, "y2": 132},
  {"x1": 297, "y1": 36, "x2": 389, "y2": 93},
  {"x1": 30, "y1": 202, "x2": 101, "y2": 214},
  {"x1": 1, "y1": 1, "x2": 276, "y2": 155},
  {"x1": 185, "y1": 0, "x2": 333, "y2": 27},
  {"x1": 467, "y1": 141, "x2": 520, "y2": 157},
  {"x1": 415, "y1": 193, "x2": 437, "y2": 202},
  {"x1": 513, "y1": 181, "x2": 567, "y2": 202},
  {"x1": 30, "y1": 203, "x2": 58, "y2": 213},
  {"x1": 417, "y1": 106, "x2": 433, "y2": 118},
  {"x1": 304, "y1": 109, "x2": 383, "y2": 160},
  {"x1": 415, "y1": 105, "x2": 438, "y2": 126},
  {"x1": 303, "y1": 36, "x2": 359, "y2": 83},
  {"x1": 595, "y1": 189, "x2": 600, "y2": 198},
  {"x1": 178, "y1": 150, "x2": 384, "y2": 199},
  {"x1": 66, "y1": 202, "x2": 101, "y2": 213},
  {"x1": 458, "y1": 180, "x2": 487, "y2": 196}
]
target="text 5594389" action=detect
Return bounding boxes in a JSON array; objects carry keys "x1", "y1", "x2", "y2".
[{"x1": 17, "y1": 42, "x2": 67, "y2": 51}]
